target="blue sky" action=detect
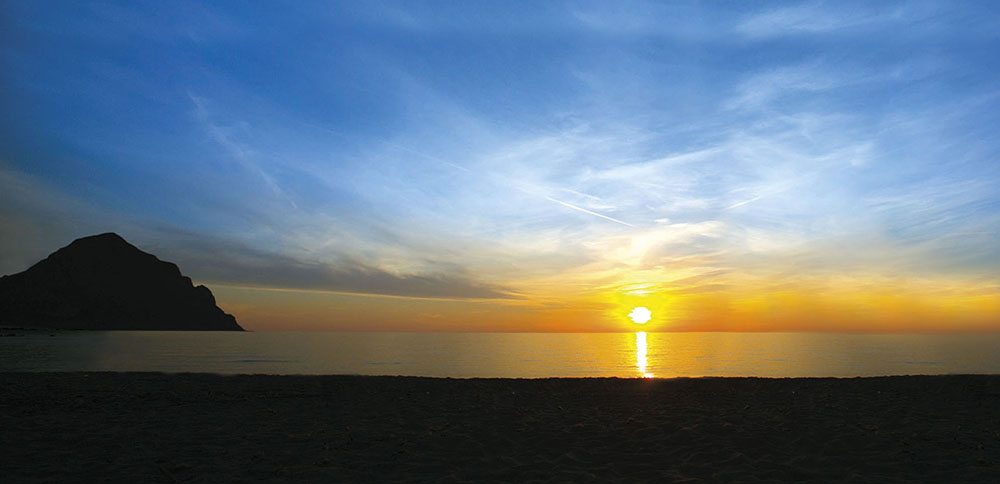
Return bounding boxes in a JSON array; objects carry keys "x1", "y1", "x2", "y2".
[{"x1": 2, "y1": 1, "x2": 999, "y2": 330}]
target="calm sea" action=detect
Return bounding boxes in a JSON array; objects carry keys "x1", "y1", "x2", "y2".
[{"x1": 1, "y1": 331, "x2": 999, "y2": 378}]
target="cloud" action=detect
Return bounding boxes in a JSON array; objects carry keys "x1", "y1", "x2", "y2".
[
  {"x1": 726, "y1": 63, "x2": 846, "y2": 110},
  {"x1": 141, "y1": 230, "x2": 516, "y2": 300},
  {"x1": 0, "y1": 162, "x2": 515, "y2": 300},
  {"x1": 569, "y1": 1, "x2": 730, "y2": 40},
  {"x1": 5, "y1": 0, "x2": 999, "y2": 327},
  {"x1": 737, "y1": 2, "x2": 909, "y2": 38}
]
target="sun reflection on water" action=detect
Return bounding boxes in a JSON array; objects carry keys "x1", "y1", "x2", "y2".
[{"x1": 635, "y1": 331, "x2": 653, "y2": 378}]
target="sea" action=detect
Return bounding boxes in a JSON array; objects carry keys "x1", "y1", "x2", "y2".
[{"x1": 3, "y1": 330, "x2": 1000, "y2": 378}]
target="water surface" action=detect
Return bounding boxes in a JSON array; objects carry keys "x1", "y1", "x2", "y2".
[{"x1": 2, "y1": 331, "x2": 999, "y2": 378}]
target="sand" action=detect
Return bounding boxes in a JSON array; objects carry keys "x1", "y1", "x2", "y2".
[{"x1": 1, "y1": 373, "x2": 998, "y2": 483}]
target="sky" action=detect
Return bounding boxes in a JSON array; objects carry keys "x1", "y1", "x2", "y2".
[{"x1": 2, "y1": 1, "x2": 999, "y2": 332}]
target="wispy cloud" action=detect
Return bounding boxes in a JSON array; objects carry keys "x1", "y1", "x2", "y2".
[
  {"x1": 737, "y1": 1, "x2": 912, "y2": 38},
  {"x1": 143, "y1": 230, "x2": 515, "y2": 300},
  {"x1": 4, "y1": 1, "x2": 1000, "y2": 329}
]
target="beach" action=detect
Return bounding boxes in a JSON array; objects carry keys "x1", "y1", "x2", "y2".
[{"x1": 2, "y1": 373, "x2": 998, "y2": 483}]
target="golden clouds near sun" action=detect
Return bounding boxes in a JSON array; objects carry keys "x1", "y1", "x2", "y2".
[{"x1": 628, "y1": 306, "x2": 652, "y2": 324}]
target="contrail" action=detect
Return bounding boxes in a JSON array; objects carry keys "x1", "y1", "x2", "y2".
[
  {"x1": 544, "y1": 196, "x2": 634, "y2": 227},
  {"x1": 725, "y1": 196, "x2": 761, "y2": 210}
]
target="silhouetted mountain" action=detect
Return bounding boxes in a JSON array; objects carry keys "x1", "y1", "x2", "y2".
[{"x1": 0, "y1": 233, "x2": 243, "y2": 330}]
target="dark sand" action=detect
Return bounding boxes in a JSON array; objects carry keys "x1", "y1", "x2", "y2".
[{"x1": 2, "y1": 373, "x2": 999, "y2": 483}]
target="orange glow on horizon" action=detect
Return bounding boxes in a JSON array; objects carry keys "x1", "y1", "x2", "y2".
[{"x1": 209, "y1": 273, "x2": 1000, "y2": 333}]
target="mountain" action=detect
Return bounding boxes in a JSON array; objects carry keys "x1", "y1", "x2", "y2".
[{"x1": 0, "y1": 233, "x2": 243, "y2": 330}]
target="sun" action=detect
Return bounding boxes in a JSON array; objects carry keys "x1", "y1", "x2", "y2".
[{"x1": 628, "y1": 306, "x2": 652, "y2": 325}]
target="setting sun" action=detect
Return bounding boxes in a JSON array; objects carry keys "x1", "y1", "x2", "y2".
[{"x1": 628, "y1": 307, "x2": 652, "y2": 325}]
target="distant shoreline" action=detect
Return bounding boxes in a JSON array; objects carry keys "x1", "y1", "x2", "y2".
[{"x1": 3, "y1": 372, "x2": 998, "y2": 482}]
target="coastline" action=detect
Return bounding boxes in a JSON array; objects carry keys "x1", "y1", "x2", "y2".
[{"x1": 2, "y1": 372, "x2": 998, "y2": 482}]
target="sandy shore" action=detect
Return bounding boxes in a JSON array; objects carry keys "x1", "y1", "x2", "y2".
[{"x1": 1, "y1": 373, "x2": 998, "y2": 483}]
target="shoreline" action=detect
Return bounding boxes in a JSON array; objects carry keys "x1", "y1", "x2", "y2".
[{"x1": 2, "y1": 372, "x2": 999, "y2": 482}]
